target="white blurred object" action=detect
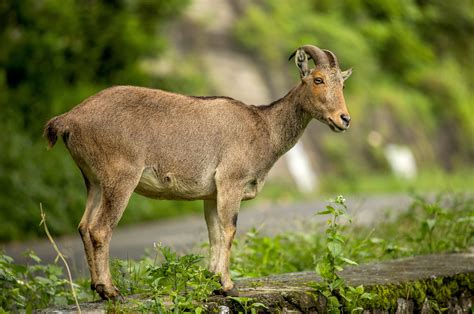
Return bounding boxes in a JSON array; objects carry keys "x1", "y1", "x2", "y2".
[
  {"x1": 218, "y1": 305, "x2": 231, "y2": 314},
  {"x1": 367, "y1": 130, "x2": 383, "y2": 147},
  {"x1": 384, "y1": 144, "x2": 417, "y2": 180},
  {"x1": 285, "y1": 142, "x2": 317, "y2": 192}
]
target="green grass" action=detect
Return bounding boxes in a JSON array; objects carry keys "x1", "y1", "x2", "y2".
[
  {"x1": 232, "y1": 193, "x2": 473, "y2": 278},
  {"x1": 1, "y1": 166, "x2": 469, "y2": 242},
  {"x1": 249, "y1": 168, "x2": 474, "y2": 206},
  {"x1": 0, "y1": 251, "x2": 93, "y2": 312},
  {"x1": 1, "y1": 193, "x2": 472, "y2": 311},
  {"x1": 320, "y1": 168, "x2": 474, "y2": 195}
]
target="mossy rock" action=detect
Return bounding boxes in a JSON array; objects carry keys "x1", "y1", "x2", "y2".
[
  {"x1": 225, "y1": 252, "x2": 474, "y2": 313},
  {"x1": 41, "y1": 252, "x2": 473, "y2": 313}
]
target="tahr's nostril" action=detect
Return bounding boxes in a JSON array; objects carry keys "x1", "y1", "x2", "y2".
[{"x1": 340, "y1": 114, "x2": 351, "y2": 127}]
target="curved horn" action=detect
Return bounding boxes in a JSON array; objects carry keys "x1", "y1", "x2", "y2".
[
  {"x1": 289, "y1": 45, "x2": 329, "y2": 66},
  {"x1": 323, "y1": 49, "x2": 339, "y2": 68}
]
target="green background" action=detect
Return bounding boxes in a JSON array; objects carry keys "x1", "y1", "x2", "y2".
[{"x1": 0, "y1": 0, "x2": 472, "y2": 241}]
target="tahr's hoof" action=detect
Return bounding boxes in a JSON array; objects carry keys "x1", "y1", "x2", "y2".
[
  {"x1": 223, "y1": 286, "x2": 240, "y2": 297},
  {"x1": 95, "y1": 284, "x2": 123, "y2": 302},
  {"x1": 110, "y1": 293, "x2": 125, "y2": 303},
  {"x1": 212, "y1": 289, "x2": 225, "y2": 296}
]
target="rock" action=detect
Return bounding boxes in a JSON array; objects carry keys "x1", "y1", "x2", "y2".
[
  {"x1": 395, "y1": 298, "x2": 414, "y2": 314},
  {"x1": 41, "y1": 252, "x2": 473, "y2": 313},
  {"x1": 217, "y1": 305, "x2": 231, "y2": 313}
]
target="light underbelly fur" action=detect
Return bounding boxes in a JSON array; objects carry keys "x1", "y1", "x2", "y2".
[
  {"x1": 134, "y1": 167, "x2": 216, "y2": 200},
  {"x1": 135, "y1": 167, "x2": 265, "y2": 201}
]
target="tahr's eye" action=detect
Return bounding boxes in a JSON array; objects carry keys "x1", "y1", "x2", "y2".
[{"x1": 314, "y1": 77, "x2": 324, "y2": 85}]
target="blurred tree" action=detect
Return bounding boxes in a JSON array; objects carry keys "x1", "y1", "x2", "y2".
[
  {"x1": 0, "y1": 0, "x2": 191, "y2": 241},
  {"x1": 0, "y1": 0, "x2": 189, "y2": 133},
  {"x1": 1, "y1": 0, "x2": 472, "y2": 241},
  {"x1": 234, "y1": 0, "x2": 474, "y2": 174}
]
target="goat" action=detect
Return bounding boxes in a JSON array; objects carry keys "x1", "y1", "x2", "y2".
[{"x1": 44, "y1": 45, "x2": 352, "y2": 300}]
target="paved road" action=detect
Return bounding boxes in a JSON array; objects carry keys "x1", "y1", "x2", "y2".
[{"x1": 2, "y1": 194, "x2": 413, "y2": 278}]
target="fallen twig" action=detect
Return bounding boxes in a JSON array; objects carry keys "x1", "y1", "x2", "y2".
[{"x1": 40, "y1": 203, "x2": 82, "y2": 313}]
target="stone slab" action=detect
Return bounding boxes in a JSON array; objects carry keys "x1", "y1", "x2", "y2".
[{"x1": 40, "y1": 252, "x2": 474, "y2": 313}]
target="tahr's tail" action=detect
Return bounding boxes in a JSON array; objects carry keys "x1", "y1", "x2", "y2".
[{"x1": 43, "y1": 116, "x2": 67, "y2": 149}]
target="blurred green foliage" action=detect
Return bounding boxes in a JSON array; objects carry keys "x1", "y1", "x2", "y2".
[
  {"x1": 0, "y1": 0, "x2": 191, "y2": 132},
  {"x1": 232, "y1": 194, "x2": 474, "y2": 278},
  {"x1": 235, "y1": 0, "x2": 474, "y2": 173},
  {"x1": 0, "y1": 0, "x2": 197, "y2": 241},
  {"x1": 0, "y1": 0, "x2": 473, "y2": 242}
]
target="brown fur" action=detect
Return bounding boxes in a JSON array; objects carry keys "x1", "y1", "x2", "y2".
[{"x1": 44, "y1": 46, "x2": 352, "y2": 300}]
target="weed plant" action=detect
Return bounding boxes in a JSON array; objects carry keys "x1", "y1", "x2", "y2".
[
  {"x1": 0, "y1": 193, "x2": 471, "y2": 311},
  {"x1": 0, "y1": 251, "x2": 91, "y2": 312},
  {"x1": 140, "y1": 244, "x2": 220, "y2": 312},
  {"x1": 106, "y1": 244, "x2": 221, "y2": 312},
  {"x1": 0, "y1": 244, "x2": 219, "y2": 312},
  {"x1": 232, "y1": 193, "x2": 473, "y2": 277},
  {"x1": 227, "y1": 296, "x2": 268, "y2": 314},
  {"x1": 311, "y1": 196, "x2": 375, "y2": 313}
]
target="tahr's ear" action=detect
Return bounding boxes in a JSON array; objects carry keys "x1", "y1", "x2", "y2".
[
  {"x1": 342, "y1": 68, "x2": 352, "y2": 81},
  {"x1": 294, "y1": 49, "x2": 310, "y2": 78}
]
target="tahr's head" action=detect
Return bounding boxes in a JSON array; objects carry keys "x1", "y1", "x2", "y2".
[{"x1": 289, "y1": 45, "x2": 352, "y2": 132}]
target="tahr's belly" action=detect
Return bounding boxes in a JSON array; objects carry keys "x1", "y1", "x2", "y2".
[{"x1": 134, "y1": 167, "x2": 216, "y2": 200}]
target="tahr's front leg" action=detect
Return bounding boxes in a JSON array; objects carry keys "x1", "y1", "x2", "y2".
[{"x1": 214, "y1": 183, "x2": 242, "y2": 296}]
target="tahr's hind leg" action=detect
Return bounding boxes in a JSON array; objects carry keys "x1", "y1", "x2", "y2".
[
  {"x1": 204, "y1": 199, "x2": 221, "y2": 273},
  {"x1": 88, "y1": 168, "x2": 141, "y2": 301},
  {"x1": 77, "y1": 173, "x2": 101, "y2": 291}
]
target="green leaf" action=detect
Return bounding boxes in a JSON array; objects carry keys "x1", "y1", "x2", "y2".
[
  {"x1": 331, "y1": 278, "x2": 345, "y2": 290},
  {"x1": 355, "y1": 285, "x2": 364, "y2": 294},
  {"x1": 339, "y1": 289, "x2": 351, "y2": 302},
  {"x1": 194, "y1": 306, "x2": 203, "y2": 314},
  {"x1": 317, "y1": 209, "x2": 333, "y2": 215},
  {"x1": 456, "y1": 216, "x2": 474, "y2": 223},
  {"x1": 361, "y1": 292, "x2": 374, "y2": 300},
  {"x1": 328, "y1": 242, "x2": 342, "y2": 257},
  {"x1": 251, "y1": 302, "x2": 268, "y2": 309},
  {"x1": 426, "y1": 218, "x2": 436, "y2": 231},
  {"x1": 316, "y1": 260, "x2": 333, "y2": 279},
  {"x1": 334, "y1": 265, "x2": 344, "y2": 271},
  {"x1": 341, "y1": 257, "x2": 358, "y2": 266},
  {"x1": 331, "y1": 234, "x2": 346, "y2": 243},
  {"x1": 24, "y1": 251, "x2": 41, "y2": 263},
  {"x1": 369, "y1": 237, "x2": 384, "y2": 244},
  {"x1": 327, "y1": 295, "x2": 341, "y2": 311}
]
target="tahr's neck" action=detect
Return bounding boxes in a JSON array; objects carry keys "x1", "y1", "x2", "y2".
[{"x1": 258, "y1": 85, "x2": 311, "y2": 156}]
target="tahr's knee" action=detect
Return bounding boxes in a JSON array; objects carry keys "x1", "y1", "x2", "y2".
[
  {"x1": 224, "y1": 226, "x2": 236, "y2": 245},
  {"x1": 78, "y1": 222, "x2": 88, "y2": 238},
  {"x1": 89, "y1": 225, "x2": 111, "y2": 248}
]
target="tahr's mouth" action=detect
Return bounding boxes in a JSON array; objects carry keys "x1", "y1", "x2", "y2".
[{"x1": 328, "y1": 118, "x2": 346, "y2": 133}]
